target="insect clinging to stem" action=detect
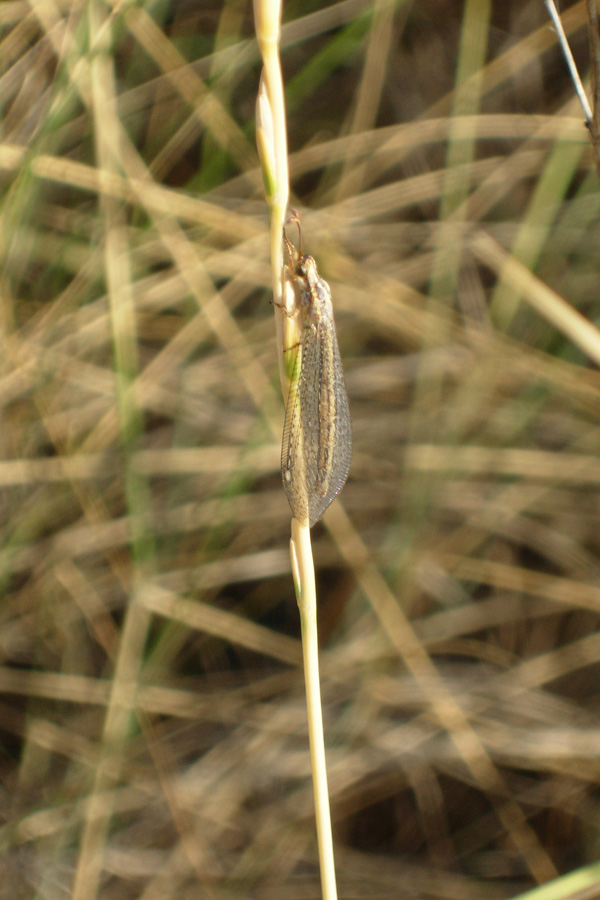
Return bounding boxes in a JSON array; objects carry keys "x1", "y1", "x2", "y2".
[{"x1": 278, "y1": 211, "x2": 352, "y2": 528}]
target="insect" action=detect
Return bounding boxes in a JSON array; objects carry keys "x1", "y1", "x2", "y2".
[{"x1": 280, "y1": 213, "x2": 352, "y2": 527}]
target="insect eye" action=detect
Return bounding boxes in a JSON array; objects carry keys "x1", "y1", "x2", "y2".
[{"x1": 297, "y1": 256, "x2": 312, "y2": 278}]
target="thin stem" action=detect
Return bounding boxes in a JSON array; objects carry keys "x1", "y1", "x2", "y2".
[
  {"x1": 254, "y1": 3, "x2": 338, "y2": 896},
  {"x1": 545, "y1": 0, "x2": 592, "y2": 121},
  {"x1": 586, "y1": 0, "x2": 600, "y2": 118},
  {"x1": 291, "y1": 519, "x2": 338, "y2": 900},
  {"x1": 586, "y1": 0, "x2": 600, "y2": 178}
]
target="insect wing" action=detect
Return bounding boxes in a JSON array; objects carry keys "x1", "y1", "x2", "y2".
[
  {"x1": 310, "y1": 323, "x2": 351, "y2": 524},
  {"x1": 281, "y1": 316, "x2": 351, "y2": 527}
]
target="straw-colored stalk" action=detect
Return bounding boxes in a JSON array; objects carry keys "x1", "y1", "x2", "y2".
[{"x1": 254, "y1": 1, "x2": 338, "y2": 898}]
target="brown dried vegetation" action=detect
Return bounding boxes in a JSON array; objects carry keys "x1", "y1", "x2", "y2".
[{"x1": 1, "y1": 1, "x2": 600, "y2": 898}]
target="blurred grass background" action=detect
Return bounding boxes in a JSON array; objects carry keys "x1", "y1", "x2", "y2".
[{"x1": 3, "y1": 0, "x2": 600, "y2": 898}]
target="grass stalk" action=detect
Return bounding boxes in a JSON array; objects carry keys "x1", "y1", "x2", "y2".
[
  {"x1": 254, "y1": 1, "x2": 338, "y2": 897},
  {"x1": 71, "y1": 5, "x2": 155, "y2": 898},
  {"x1": 291, "y1": 519, "x2": 337, "y2": 900}
]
